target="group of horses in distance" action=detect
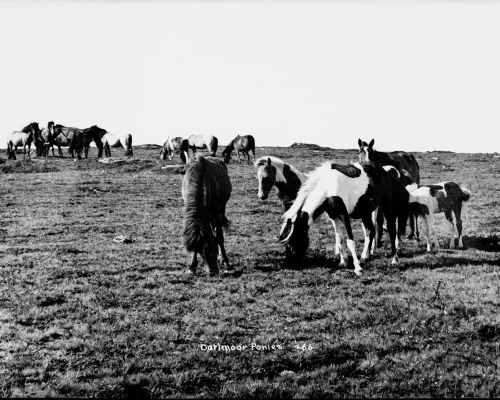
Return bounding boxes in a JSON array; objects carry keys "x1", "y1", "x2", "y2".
[
  {"x1": 184, "y1": 138, "x2": 471, "y2": 277},
  {"x1": 6, "y1": 122, "x2": 133, "y2": 160},
  {"x1": 161, "y1": 134, "x2": 256, "y2": 165}
]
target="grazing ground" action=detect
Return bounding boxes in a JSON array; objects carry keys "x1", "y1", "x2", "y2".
[{"x1": 1, "y1": 145, "x2": 499, "y2": 398}]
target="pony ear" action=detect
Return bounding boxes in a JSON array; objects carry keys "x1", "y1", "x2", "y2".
[
  {"x1": 357, "y1": 138, "x2": 363, "y2": 148},
  {"x1": 278, "y1": 219, "x2": 293, "y2": 243},
  {"x1": 368, "y1": 139, "x2": 374, "y2": 148},
  {"x1": 267, "y1": 157, "x2": 271, "y2": 166}
]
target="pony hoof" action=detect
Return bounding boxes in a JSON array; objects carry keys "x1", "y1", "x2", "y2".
[
  {"x1": 391, "y1": 258, "x2": 398, "y2": 265},
  {"x1": 353, "y1": 268, "x2": 363, "y2": 276},
  {"x1": 407, "y1": 234, "x2": 414, "y2": 240}
]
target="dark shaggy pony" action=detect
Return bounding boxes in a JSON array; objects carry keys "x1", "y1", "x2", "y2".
[
  {"x1": 222, "y1": 135, "x2": 256, "y2": 164},
  {"x1": 358, "y1": 138, "x2": 421, "y2": 240},
  {"x1": 182, "y1": 156, "x2": 232, "y2": 275}
]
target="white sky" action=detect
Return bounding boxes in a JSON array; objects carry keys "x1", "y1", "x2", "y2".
[{"x1": 1, "y1": 0, "x2": 499, "y2": 153}]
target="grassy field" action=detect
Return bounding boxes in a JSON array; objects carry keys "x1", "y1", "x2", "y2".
[{"x1": 1, "y1": 145, "x2": 499, "y2": 397}]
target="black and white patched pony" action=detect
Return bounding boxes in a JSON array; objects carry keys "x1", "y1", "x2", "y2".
[
  {"x1": 255, "y1": 156, "x2": 308, "y2": 211},
  {"x1": 406, "y1": 182, "x2": 471, "y2": 252},
  {"x1": 222, "y1": 135, "x2": 256, "y2": 164},
  {"x1": 182, "y1": 155, "x2": 232, "y2": 276},
  {"x1": 358, "y1": 138, "x2": 421, "y2": 240},
  {"x1": 160, "y1": 136, "x2": 187, "y2": 163},
  {"x1": 183, "y1": 134, "x2": 218, "y2": 163},
  {"x1": 279, "y1": 161, "x2": 408, "y2": 275}
]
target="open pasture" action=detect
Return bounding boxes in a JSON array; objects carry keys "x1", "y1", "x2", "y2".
[{"x1": 1, "y1": 146, "x2": 499, "y2": 397}]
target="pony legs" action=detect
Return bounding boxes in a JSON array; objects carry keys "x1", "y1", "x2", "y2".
[
  {"x1": 444, "y1": 210, "x2": 455, "y2": 249},
  {"x1": 339, "y1": 214, "x2": 362, "y2": 276},
  {"x1": 360, "y1": 213, "x2": 376, "y2": 261},
  {"x1": 332, "y1": 219, "x2": 348, "y2": 267},
  {"x1": 454, "y1": 203, "x2": 464, "y2": 248}
]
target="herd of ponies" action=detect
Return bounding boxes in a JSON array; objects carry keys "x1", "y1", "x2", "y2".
[{"x1": 5, "y1": 122, "x2": 471, "y2": 277}]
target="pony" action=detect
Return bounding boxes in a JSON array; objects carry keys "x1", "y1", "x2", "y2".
[
  {"x1": 50, "y1": 124, "x2": 105, "y2": 159},
  {"x1": 358, "y1": 138, "x2": 421, "y2": 240},
  {"x1": 279, "y1": 161, "x2": 408, "y2": 275},
  {"x1": 182, "y1": 155, "x2": 232, "y2": 275},
  {"x1": 183, "y1": 134, "x2": 218, "y2": 163},
  {"x1": 254, "y1": 156, "x2": 308, "y2": 210},
  {"x1": 99, "y1": 131, "x2": 133, "y2": 157},
  {"x1": 67, "y1": 126, "x2": 105, "y2": 160},
  {"x1": 406, "y1": 182, "x2": 471, "y2": 252},
  {"x1": 222, "y1": 135, "x2": 256, "y2": 164},
  {"x1": 6, "y1": 122, "x2": 39, "y2": 160},
  {"x1": 38, "y1": 121, "x2": 57, "y2": 158},
  {"x1": 160, "y1": 136, "x2": 187, "y2": 163}
]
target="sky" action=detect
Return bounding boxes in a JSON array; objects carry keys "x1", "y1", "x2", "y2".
[{"x1": 0, "y1": 0, "x2": 499, "y2": 153}]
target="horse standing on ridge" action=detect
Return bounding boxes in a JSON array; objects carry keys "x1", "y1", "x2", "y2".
[
  {"x1": 98, "y1": 131, "x2": 133, "y2": 157},
  {"x1": 6, "y1": 122, "x2": 39, "y2": 160},
  {"x1": 279, "y1": 161, "x2": 409, "y2": 275},
  {"x1": 182, "y1": 155, "x2": 232, "y2": 275},
  {"x1": 160, "y1": 136, "x2": 188, "y2": 163},
  {"x1": 358, "y1": 138, "x2": 421, "y2": 240},
  {"x1": 67, "y1": 126, "x2": 105, "y2": 160},
  {"x1": 222, "y1": 135, "x2": 256, "y2": 164},
  {"x1": 255, "y1": 156, "x2": 307, "y2": 210},
  {"x1": 183, "y1": 134, "x2": 218, "y2": 163},
  {"x1": 406, "y1": 182, "x2": 471, "y2": 252}
]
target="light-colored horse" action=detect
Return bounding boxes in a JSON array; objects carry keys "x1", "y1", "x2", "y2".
[
  {"x1": 160, "y1": 136, "x2": 188, "y2": 162},
  {"x1": 6, "y1": 122, "x2": 39, "y2": 160},
  {"x1": 184, "y1": 134, "x2": 218, "y2": 163},
  {"x1": 101, "y1": 132, "x2": 133, "y2": 157}
]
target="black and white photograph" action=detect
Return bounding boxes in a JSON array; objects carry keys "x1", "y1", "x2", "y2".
[{"x1": 1, "y1": 0, "x2": 499, "y2": 397}]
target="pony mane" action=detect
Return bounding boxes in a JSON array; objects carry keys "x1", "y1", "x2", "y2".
[
  {"x1": 255, "y1": 156, "x2": 305, "y2": 180},
  {"x1": 282, "y1": 161, "x2": 332, "y2": 221}
]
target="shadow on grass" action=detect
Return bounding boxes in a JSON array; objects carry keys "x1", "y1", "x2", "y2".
[
  {"x1": 396, "y1": 253, "x2": 500, "y2": 271},
  {"x1": 462, "y1": 235, "x2": 500, "y2": 252}
]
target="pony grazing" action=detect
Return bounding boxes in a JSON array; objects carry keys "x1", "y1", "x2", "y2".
[
  {"x1": 406, "y1": 182, "x2": 471, "y2": 252},
  {"x1": 255, "y1": 156, "x2": 307, "y2": 210},
  {"x1": 182, "y1": 156, "x2": 232, "y2": 275},
  {"x1": 99, "y1": 131, "x2": 133, "y2": 157},
  {"x1": 279, "y1": 161, "x2": 408, "y2": 275},
  {"x1": 222, "y1": 135, "x2": 256, "y2": 164},
  {"x1": 7, "y1": 122, "x2": 39, "y2": 160},
  {"x1": 160, "y1": 136, "x2": 188, "y2": 163},
  {"x1": 183, "y1": 134, "x2": 218, "y2": 163},
  {"x1": 358, "y1": 138, "x2": 421, "y2": 240}
]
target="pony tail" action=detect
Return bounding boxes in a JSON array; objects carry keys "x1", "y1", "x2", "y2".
[
  {"x1": 183, "y1": 156, "x2": 207, "y2": 252},
  {"x1": 460, "y1": 186, "x2": 471, "y2": 201}
]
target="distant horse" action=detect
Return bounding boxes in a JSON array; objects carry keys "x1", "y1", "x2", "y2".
[
  {"x1": 183, "y1": 134, "x2": 218, "y2": 163},
  {"x1": 67, "y1": 126, "x2": 105, "y2": 160},
  {"x1": 255, "y1": 156, "x2": 308, "y2": 210},
  {"x1": 222, "y1": 135, "x2": 256, "y2": 164},
  {"x1": 99, "y1": 131, "x2": 133, "y2": 157},
  {"x1": 358, "y1": 138, "x2": 421, "y2": 240},
  {"x1": 279, "y1": 161, "x2": 408, "y2": 274},
  {"x1": 51, "y1": 124, "x2": 104, "y2": 159},
  {"x1": 182, "y1": 155, "x2": 232, "y2": 275},
  {"x1": 406, "y1": 182, "x2": 471, "y2": 252},
  {"x1": 39, "y1": 121, "x2": 56, "y2": 158},
  {"x1": 160, "y1": 136, "x2": 187, "y2": 163},
  {"x1": 6, "y1": 122, "x2": 39, "y2": 159}
]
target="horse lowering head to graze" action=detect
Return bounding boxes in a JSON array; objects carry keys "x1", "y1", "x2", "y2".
[
  {"x1": 358, "y1": 138, "x2": 421, "y2": 240},
  {"x1": 160, "y1": 137, "x2": 187, "y2": 162},
  {"x1": 222, "y1": 135, "x2": 256, "y2": 164},
  {"x1": 7, "y1": 122, "x2": 39, "y2": 160},
  {"x1": 254, "y1": 156, "x2": 307, "y2": 210},
  {"x1": 279, "y1": 161, "x2": 409, "y2": 274},
  {"x1": 406, "y1": 181, "x2": 471, "y2": 252},
  {"x1": 184, "y1": 134, "x2": 218, "y2": 161},
  {"x1": 98, "y1": 130, "x2": 133, "y2": 157},
  {"x1": 182, "y1": 155, "x2": 232, "y2": 275}
]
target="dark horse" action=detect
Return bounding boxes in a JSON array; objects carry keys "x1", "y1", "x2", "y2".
[
  {"x1": 52, "y1": 124, "x2": 104, "y2": 159},
  {"x1": 358, "y1": 138, "x2": 420, "y2": 241},
  {"x1": 279, "y1": 161, "x2": 408, "y2": 274},
  {"x1": 182, "y1": 155, "x2": 232, "y2": 275},
  {"x1": 222, "y1": 135, "x2": 256, "y2": 164}
]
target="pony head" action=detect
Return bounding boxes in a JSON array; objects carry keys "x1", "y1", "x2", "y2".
[
  {"x1": 358, "y1": 138, "x2": 375, "y2": 162},
  {"x1": 256, "y1": 157, "x2": 277, "y2": 200},
  {"x1": 222, "y1": 148, "x2": 231, "y2": 164},
  {"x1": 279, "y1": 211, "x2": 310, "y2": 266}
]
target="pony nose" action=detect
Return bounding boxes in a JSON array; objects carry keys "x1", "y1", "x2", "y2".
[{"x1": 259, "y1": 193, "x2": 268, "y2": 200}]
